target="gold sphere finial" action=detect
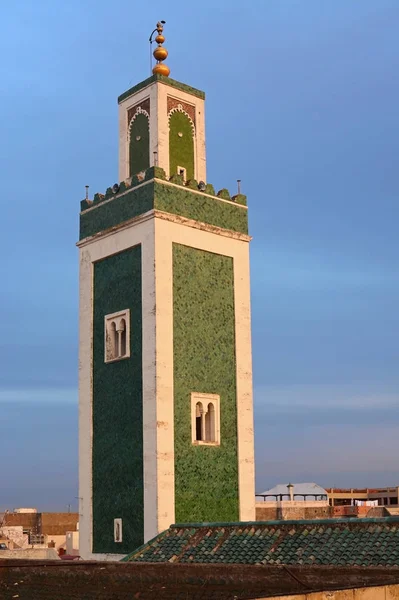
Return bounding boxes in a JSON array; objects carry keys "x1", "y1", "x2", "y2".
[{"x1": 152, "y1": 20, "x2": 170, "y2": 77}]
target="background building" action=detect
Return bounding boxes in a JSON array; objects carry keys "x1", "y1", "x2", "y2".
[
  {"x1": 255, "y1": 483, "x2": 399, "y2": 520},
  {"x1": 0, "y1": 509, "x2": 79, "y2": 553},
  {"x1": 256, "y1": 483, "x2": 330, "y2": 521},
  {"x1": 327, "y1": 486, "x2": 399, "y2": 507}
]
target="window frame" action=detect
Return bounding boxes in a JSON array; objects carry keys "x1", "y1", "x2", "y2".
[
  {"x1": 191, "y1": 392, "x2": 220, "y2": 446},
  {"x1": 177, "y1": 165, "x2": 187, "y2": 181},
  {"x1": 104, "y1": 309, "x2": 130, "y2": 363},
  {"x1": 114, "y1": 518, "x2": 123, "y2": 543}
]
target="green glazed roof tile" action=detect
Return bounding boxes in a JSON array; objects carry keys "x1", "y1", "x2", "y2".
[{"x1": 123, "y1": 517, "x2": 399, "y2": 567}]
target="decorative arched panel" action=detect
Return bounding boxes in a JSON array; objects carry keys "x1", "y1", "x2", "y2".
[
  {"x1": 129, "y1": 112, "x2": 150, "y2": 177},
  {"x1": 169, "y1": 109, "x2": 195, "y2": 180}
]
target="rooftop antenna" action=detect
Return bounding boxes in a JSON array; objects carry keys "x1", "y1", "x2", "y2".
[
  {"x1": 149, "y1": 20, "x2": 170, "y2": 77},
  {"x1": 237, "y1": 179, "x2": 241, "y2": 194},
  {"x1": 85, "y1": 185, "x2": 89, "y2": 201}
]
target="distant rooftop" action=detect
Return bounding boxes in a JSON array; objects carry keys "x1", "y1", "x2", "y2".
[
  {"x1": 326, "y1": 486, "x2": 399, "y2": 494},
  {"x1": 257, "y1": 482, "x2": 328, "y2": 501}
]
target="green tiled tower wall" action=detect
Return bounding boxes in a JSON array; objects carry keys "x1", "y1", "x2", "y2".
[
  {"x1": 129, "y1": 113, "x2": 150, "y2": 176},
  {"x1": 92, "y1": 246, "x2": 143, "y2": 554},
  {"x1": 173, "y1": 244, "x2": 239, "y2": 522},
  {"x1": 169, "y1": 112, "x2": 195, "y2": 180}
]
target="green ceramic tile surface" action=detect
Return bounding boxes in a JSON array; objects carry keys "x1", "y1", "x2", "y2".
[
  {"x1": 92, "y1": 246, "x2": 143, "y2": 554},
  {"x1": 124, "y1": 518, "x2": 399, "y2": 566},
  {"x1": 173, "y1": 245, "x2": 239, "y2": 523}
]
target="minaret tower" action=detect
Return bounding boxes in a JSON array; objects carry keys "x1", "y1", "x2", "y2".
[{"x1": 78, "y1": 23, "x2": 255, "y2": 561}]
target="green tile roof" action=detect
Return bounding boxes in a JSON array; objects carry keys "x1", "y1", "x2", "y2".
[
  {"x1": 118, "y1": 74, "x2": 205, "y2": 104},
  {"x1": 123, "y1": 518, "x2": 399, "y2": 567}
]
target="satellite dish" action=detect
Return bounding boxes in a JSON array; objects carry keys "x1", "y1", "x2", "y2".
[
  {"x1": 112, "y1": 183, "x2": 120, "y2": 194},
  {"x1": 198, "y1": 181, "x2": 206, "y2": 191}
]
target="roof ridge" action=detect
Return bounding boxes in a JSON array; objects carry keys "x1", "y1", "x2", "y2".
[{"x1": 171, "y1": 516, "x2": 399, "y2": 528}]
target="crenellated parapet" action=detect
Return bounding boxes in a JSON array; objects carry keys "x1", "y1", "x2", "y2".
[
  {"x1": 81, "y1": 167, "x2": 247, "y2": 211},
  {"x1": 79, "y1": 166, "x2": 248, "y2": 241}
]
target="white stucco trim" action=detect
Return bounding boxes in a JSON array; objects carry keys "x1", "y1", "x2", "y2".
[
  {"x1": 168, "y1": 104, "x2": 196, "y2": 134},
  {"x1": 129, "y1": 106, "x2": 150, "y2": 125},
  {"x1": 78, "y1": 209, "x2": 250, "y2": 253},
  {"x1": 153, "y1": 225, "x2": 175, "y2": 533},
  {"x1": 78, "y1": 248, "x2": 94, "y2": 561},
  {"x1": 233, "y1": 246, "x2": 256, "y2": 521},
  {"x1": 152, "y1": 210, "x2": 251, "y2": 242},
  {"x1": 77, "y1": 210, "x2": 155, "y2": 247},
  {"x1": 78, "y1": 217, "x2": 157, "y2": 560},
  {"x1": 119, "y1": 85, "x2": 154, "y2": 183}
]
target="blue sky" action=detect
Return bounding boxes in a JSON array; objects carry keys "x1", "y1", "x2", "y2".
[{"x1": 0, "y1": 0, "x2": 398, "y2": 510}]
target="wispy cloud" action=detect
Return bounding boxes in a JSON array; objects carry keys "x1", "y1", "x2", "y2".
[
  {"x1": 254, "y1": 383, "x2": 399, "y2": 490},
  {"x1": 0, "y1": 388, "x2": 77, "y2": 404},
  {"x1": 255, "y1": 423, "x2": 399, "y2": 476},
  {"x1": 254, "y1": 383, "x2": 399, "y2": 410}
]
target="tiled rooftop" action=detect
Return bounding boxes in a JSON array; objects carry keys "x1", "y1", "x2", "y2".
[{"x1": 124, "y1": 517, "x2": 399, "y2": 567}]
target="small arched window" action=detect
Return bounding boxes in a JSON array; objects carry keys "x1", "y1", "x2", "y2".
[
  {"x1": 104, "y1": 310, "x2": 130, "y2": 363},
  {"x1": 191, "y1": 394, "x2": 220, "y2": 445},
  {"x1": 114, "y1": 518, "x2": 122, "y2": 543}
]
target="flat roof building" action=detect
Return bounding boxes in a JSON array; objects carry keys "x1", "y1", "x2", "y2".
[{"x1": 326, "y1": 487, "x2": 399, "y2": 506}]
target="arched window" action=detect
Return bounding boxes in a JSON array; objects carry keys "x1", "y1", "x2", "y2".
[
  {"x1": 195, "y1": 402, "x2": 203, "y2": 441},
  {"x1": 191, "y1": 394, "x2": 220, "y2": 445},
  {"x1": 104, "y1": 310, "x2": 131, "y2": 363}
]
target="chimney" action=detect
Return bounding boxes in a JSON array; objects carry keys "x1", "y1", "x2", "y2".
[{"x1": 287, "y1": 483, "x2": 294, "y2": 502}]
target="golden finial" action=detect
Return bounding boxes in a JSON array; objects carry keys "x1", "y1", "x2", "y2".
[{"x1": 152, "y1": 21, "x2": 170, "y2": 77}]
